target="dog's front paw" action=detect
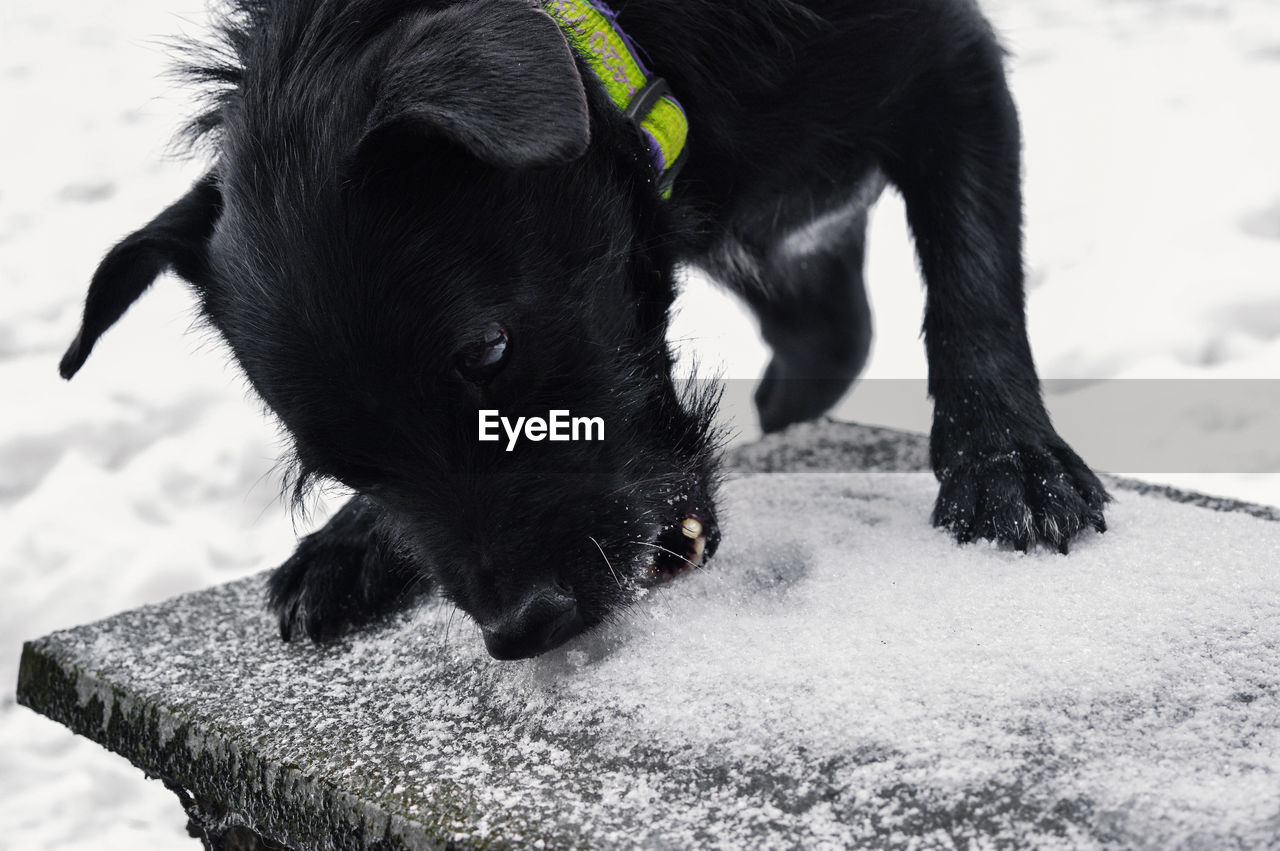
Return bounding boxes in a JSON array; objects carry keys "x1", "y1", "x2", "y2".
[
  {"x1": 932, "y1": 442, "x2": 1109, "y2": 553},
  {"x1": 269, "y1": 530, "x2": 369, "y2": 643},
  {"x1": 268, "y1": 497, "x2": 421, "y2": 642}
]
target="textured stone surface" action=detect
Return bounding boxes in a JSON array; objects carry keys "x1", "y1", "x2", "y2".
[
  {"x1": 16, "y1": 423, "x2": 1280, "y2": 849},
  {"x1": 731, "y1": 419, "x2": 1280, "y2": 522}
]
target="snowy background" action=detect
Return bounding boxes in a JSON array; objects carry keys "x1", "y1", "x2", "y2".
[{"x1": 2, "y1": 0, "x2": 1278, "y2": 847}]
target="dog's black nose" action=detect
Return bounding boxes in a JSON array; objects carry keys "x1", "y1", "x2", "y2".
[{"x1": 482, "y1": 587, "x2": 584, "y2": 660}]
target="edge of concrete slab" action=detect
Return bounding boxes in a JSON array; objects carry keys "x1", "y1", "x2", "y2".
[{"x1": 17, "y1": 628, "x2": 456, "y2": 851}]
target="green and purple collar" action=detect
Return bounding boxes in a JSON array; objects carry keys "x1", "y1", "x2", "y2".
[{"x1": 545, "y1": 0, "x2": 688, "y2": 198}]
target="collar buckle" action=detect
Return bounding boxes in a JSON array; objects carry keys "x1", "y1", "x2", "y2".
[{"x1": 624, "y1": 77, "x2": 686, "y2": 196}]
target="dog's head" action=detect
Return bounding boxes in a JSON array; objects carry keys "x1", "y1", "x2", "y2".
[{"x1": 61, "y1": 0, "x2": 721, "y2": 658}]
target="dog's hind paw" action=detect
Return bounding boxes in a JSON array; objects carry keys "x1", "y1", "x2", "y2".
[
  {"x1": 932, "y1": 442, "x2": 1110, "y2": 553},
  {"x1": 267, "y1": 496, "x2": 423, "y2": 642}
]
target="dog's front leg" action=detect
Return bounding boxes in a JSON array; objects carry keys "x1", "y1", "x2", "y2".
[
  {"x1": 885, "y1": 35, "x2": 1108, "y2": 552},
  {"x1": 268, "y1": 496, "x2": 426, "y2": 641}
]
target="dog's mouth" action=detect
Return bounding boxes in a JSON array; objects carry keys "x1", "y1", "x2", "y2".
[{"x1": 644, "y1": 508, "x2": 720, "y2": 586}]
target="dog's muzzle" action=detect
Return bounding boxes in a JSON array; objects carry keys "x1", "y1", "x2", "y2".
[{"x1": 646, "y1": 508, "x2": 719, "y2": 585}]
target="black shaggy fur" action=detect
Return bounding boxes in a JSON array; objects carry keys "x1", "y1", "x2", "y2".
[{"x1": 62, "y1": 0, "x2": 1108, "y2": 659}]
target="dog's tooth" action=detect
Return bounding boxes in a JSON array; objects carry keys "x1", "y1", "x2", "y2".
[
  {"x1": 681, "y1": 517, "x2": 703, "y2": 540},
  {"x1": 690, "y1": 535, "x2": 706, "y2": 564}
]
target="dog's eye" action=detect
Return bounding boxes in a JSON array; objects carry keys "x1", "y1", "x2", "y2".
[{"x1": 455, "y1": 322, "x2": 510, "y2": 382}]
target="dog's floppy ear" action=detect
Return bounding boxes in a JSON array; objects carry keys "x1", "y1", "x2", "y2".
[
  {"x1": 363, "y1": 0, "x2": 590, "y2": 168},
  {"x1": 60, "y1": 174, "x2": 222, "y2": 379}
]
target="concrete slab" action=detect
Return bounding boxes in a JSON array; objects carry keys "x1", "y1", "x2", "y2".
[{"x1": 17, "y1": 423, "x2": 1280, "y2": 849}]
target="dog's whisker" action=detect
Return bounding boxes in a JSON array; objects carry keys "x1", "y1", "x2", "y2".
[
  {"x1": 631, "y1": 539, "x2": 703, "y2": 572},
  {"x1": 406, "y1": 571, "x2": 433, "y2": 598},
  {"x1": 441, "y1": 605, "x2": 457, "y2": 651},
  {"x1": 588, "y1": 535, "x2": 624, "y2": 589},
  {"x1": 601, "y1": 462, "x2": 710, "y2": 500},
  {"x1": 601, "y1": 473, "x2": 679, "y2": 501}
]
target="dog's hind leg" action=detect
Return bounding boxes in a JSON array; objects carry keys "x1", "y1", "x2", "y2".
[{"x1": 717, "y1": 176, "x2": 884, "y2": 434}]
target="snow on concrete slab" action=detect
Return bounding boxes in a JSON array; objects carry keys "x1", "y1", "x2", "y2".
[{"x1": 20, "y1": 471, "x2": 1280, "y2": 849}]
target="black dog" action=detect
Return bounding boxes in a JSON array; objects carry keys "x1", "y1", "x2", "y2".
[{"x1": 61, "y1": 0, "x2": 1108, "y2": 659}]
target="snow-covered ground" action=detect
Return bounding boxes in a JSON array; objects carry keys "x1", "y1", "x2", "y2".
[{"x1": 2, "y1": 0, "x2": 1278, "y2": 847}]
